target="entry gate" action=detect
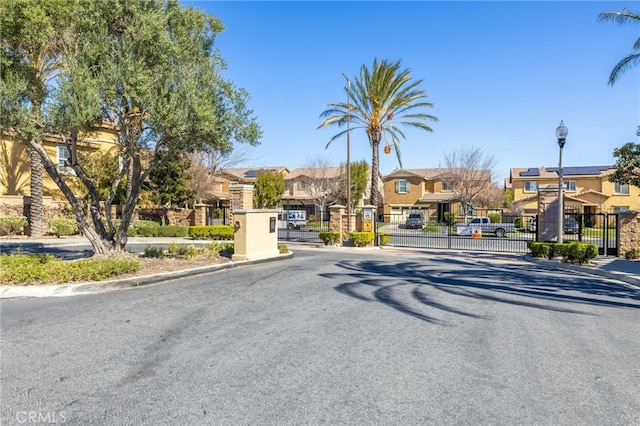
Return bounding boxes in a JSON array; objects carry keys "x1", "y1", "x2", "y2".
[
  {"x1": 375, "y1": 214, "x2": 537, "y2": 254},
  {"x1": 563, "y1": 212, "x2": 618, "y2": 256}
]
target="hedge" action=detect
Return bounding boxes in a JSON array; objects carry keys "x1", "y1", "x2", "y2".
[
  {"x1": 0, "y1": 216, "x2": 27, "y2": 236},
  {"x1": 527, "y1": 240, "x2": 598, "y2": 264},
  {"x1": 188, "y1": 225, "x2": 234, "y2": 240},
  {"x1": 319, "y1": 231, "x2": 340, "y2": 246},
  {"x1": 348, "y1": 232, "x2": 375, "y2": 247}
]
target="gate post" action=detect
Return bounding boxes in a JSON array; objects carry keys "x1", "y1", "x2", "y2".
[{"x1": 617, "y1": 211, "x2": 639, "y2": 257}]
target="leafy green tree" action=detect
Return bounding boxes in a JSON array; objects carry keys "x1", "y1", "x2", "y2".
[
  {"x1": 339, "y1": 160, "x2": 368, "y2": 210},
  {"x1": 254, "y1": 171, "x2": 285, "y2": 209},
  {"x1": 319, "y1": 58, "x2": 438, "y2": 208},
  {"x1": 5, "y1": 0, "x2": 260, "y2": 254},
  {"x1": 610, "y1": 131, "x2": 640, "y2": 187},
  {"x1": 77, "y1": 150, "x2": 126, "y2": 204},
  {"x1": 145, "y1": 150, "x2": 195, "y2": 209},
  {"x1": 598, "y1": 9, "x2": 640, "y2": 85},
  {"x1": 0, "y1": 0, "x2": 79, "y2": 236}
]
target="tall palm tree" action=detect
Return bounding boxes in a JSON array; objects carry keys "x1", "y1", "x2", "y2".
[
  {"x1": 318, "y1": 58, "x2": 438, "y2": 208},
  {"x1": 598, "y1": 9, "x2": 640, "y2": 85}
]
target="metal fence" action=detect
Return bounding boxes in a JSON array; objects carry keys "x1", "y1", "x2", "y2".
[{"x1": 561, "y1": 212, "x2": 618, "y2": 256}]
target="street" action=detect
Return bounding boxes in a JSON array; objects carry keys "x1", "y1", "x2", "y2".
[{"x1": 1, "y1": 247, "x2": 639, "y2": 425}]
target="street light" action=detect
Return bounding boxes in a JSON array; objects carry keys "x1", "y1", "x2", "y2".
[{"x1": 556, "y1": 120, "x2": 568, "y2": 244}]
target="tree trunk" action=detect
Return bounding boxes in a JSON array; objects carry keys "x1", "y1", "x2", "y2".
[
  {"x1": 370, "y1": 139, "x2": 380, "y2": 208},
  {"x1": 29, "y1": 146, "x2": 44, "y2": 237}
]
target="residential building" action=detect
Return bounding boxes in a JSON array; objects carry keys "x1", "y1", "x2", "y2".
[
  {"x1": 282, "y1": 167, "x2": 343, "y2": 220},
  {"x1": 509, "y1": 165, "x2": 640, "y2": 215},
  {"x1": 382, "y1": 168, "x2": 468, "y2": 223},
  {"x1": 1, "y1": 123, "x2": 119, "y2": 201}
]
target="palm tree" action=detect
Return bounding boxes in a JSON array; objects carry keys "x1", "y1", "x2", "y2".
[
  {"x1": 318, "y1": 58, "x2": 438, "y2": 208},
  {"x1": 598, "y1": 9, "x2": 640, "y2": 85}
]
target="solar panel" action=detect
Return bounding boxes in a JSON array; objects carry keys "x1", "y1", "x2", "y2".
[
  {"x1": 548, "y1": 165, "x2": 612, "y2": 176},
  {"x1": 244, "y1": 170, "x2": 258, "y2": 178},
  {"x1": 519, "y1": 168, "x2": 540, "y2": 177}
]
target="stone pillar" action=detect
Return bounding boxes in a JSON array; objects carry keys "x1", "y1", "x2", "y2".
[
  {"x1": 329, "y1": 205, "x2": 346, "y2": 242},
  {"x1": 539, "y1": 190, "x2": 560, "y2": 242},
  {"x1": 229, "y1": 184, "x2": 254, "y2": 226},
  {"x1": 618, "y1": 211, "x2": 640, "y2": 257},
  {"x1": 192, "y1": 204, "x2": 208, "y2": 226}
]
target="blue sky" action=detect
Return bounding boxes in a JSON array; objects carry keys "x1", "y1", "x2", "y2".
[{"x1": 184, "y1": 1, "x2": 639, "y2": 182}]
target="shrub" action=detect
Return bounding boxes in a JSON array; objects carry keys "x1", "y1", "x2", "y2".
[
  {"x1": 157, "y1": 225, "x2": 188, "y2": 237},
  {"x1": 488, "y1": 213, "x2": 502, "y2": 224},
  {"x1": 514, "y1": 217, "x2": 523, "y2": 228},
  {"x1": 424, "y1": 221, "x2": 447, "y2": 233},
  {"x1": 348, "y1": 232, "x2": 374, "y2": 247},
  {"x1": 133, "y1": 220, "x2": 160, "y2": 237},
  {"x1": 528, "y1": 241, "x2": 552, "y2": 259},
  {"x1": 144, "y1": 246, "x2": 165, "y2": 258},
  {"x1": 0, "y1": 216, "x2": 28, "y2": 236},
  {"x1": 319, "y1": 231, "x2": 340, "y2": 246},
  {"x1": 47, "y1": 217, "x2": 78, "y2": 237},
  {"x1": 443, "y1": 212, "x2": 456, "y2": 226},
  {"x1": 184, "y1": 245, "x2": 199, "y2": 259},
  {"x1": 0, "y1": 253, "x2": 139, "y2": 285},
  {"x1": 278, "y1": 243, "x2": 289, "y2": 254},
  {"x1": 378, "y1": 232, "x2": 391, "y2": 246},
  {"x1": 625, "y1": 248, "x2": 640, "y2": 260},
  {"x1": 565, "y1": 241, "x2": 598, "y2": 264},
  {"x1": 206, "y1": 242, "x2": 234, "y2": 257},
  {"x1": 189, "y1": 225, "x2": 234, "y2": 240}
]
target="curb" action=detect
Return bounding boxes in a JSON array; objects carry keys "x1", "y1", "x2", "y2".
[
  {"x1": 524, "y1": 255, "x2": 640, "y2": 289},
  {"x1": 0, "y1": 252, "x2": 294, "y2": 299}
]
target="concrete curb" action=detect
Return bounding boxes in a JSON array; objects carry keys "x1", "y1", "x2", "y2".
[
  {"x1": 0, "y1": 252, "x2": 294, "y2": 299},
  {"x1": 524, "y1": 255, "x2": 640, "y2": 289}
]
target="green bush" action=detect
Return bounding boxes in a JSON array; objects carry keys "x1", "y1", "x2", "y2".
[
  {"x1": 443, "y1": 212, "x2": 456, "y2": 226},
  {"x1": 514, "y1": 217, "x2": 523, "y2": 228},
  {"x1": 565, "y1": 241, "x2": 598, "y2": 264},
  {"x1": 377, "y1": 232, "x2": 391, "y2": 246},
  {"x1": 625, "y1": 248, "x2": 640, "y2": 260},
  {"x1": 188, "y1": 225, "x2": 234, "y2": 240},
  {"x1": 205, "y1": 242, "x2": 234, "y2": 257},
  {"x1": 528, "y1": 241, "x2": 552, "y2": 259},
  {"x1": 278, "y1": 243, "x2": 289, "y2": 254},
  {"x1": 144, "y1": 246, "x2": 165, "y2": 258},
  {"x1": 488, "y1": 213, "x2": 502, "y2": 224},
  {"x1": 47, "y1": 217, "x2": 78, "y2": 237},
  {"x1": 348, "y1": 232, "x2": 374, "y2": 247},
  {"x1": 319, "y1": 231, "x2": 340, "y2": 245},
  {"x1": 0, "y1": 253, "x2": 139, "y2": 285},
  {"x1": 424, "y1": 221, "x2": 448, "y2": 233},
  {"x1": 0, "y1": 216, "x2": 28, "y2": 236},
  {"x1": 133, "y1": 220, "x2": 160, "y2": 237},
  {"x1": 157, "y1": 225, "x2": 188, "y2": 237}
]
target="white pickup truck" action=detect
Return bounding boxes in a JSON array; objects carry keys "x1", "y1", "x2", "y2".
[{"x1": 456, "y1": 217, "x2": 515, "y2": 238}]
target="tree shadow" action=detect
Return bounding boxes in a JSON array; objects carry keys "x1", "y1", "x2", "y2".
[{"x1": 321, "y1": 254, "x2": 640, "y2": 324}]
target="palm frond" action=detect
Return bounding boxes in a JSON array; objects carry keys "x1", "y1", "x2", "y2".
[{"x1": 608, "y1": 52, "x2": 640, "y2": 86}]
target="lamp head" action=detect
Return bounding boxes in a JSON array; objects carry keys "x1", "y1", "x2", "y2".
[{"x1": 556, "y1": 120, "x2": 568, "y2": 145}]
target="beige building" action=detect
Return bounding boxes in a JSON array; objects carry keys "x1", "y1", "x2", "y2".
[{"x1": 509, "y1": 165, "x2": 640, "y2": 215}]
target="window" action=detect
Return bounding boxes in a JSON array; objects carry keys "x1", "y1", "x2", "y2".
[
  {"x1": 442, "y1": 180, "x2": 453, "y2": 191},
  {"x1": 612, "y1": 206, "x2": 630, "y2": 213},
  {"x1": 614, "y1": 182, "x2": 629, "y2": 194},
  {"x1": 524, "y1": 181, "x2": 537, "y2": 193},
  {"x1": 57, "y1": 145, "x2": 74, "y2": 174},
  {"x1": 565, "y1": 180, "x2": 577, "y2": 192},
  {"x1": 395, "y1": 180, "x2": 409, "y2": 194}
]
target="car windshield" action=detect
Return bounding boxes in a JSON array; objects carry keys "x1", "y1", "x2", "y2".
[{"x1": 408, "y1": 214, "x2": 421, "y2": 219}]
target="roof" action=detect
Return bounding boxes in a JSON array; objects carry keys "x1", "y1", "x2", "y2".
[
  {"x1": 217, "y1": 166, "x2": 289, "y2": 182},
  {"x1": 510, "y1": 165, "x2": 613, "y2": 180},
  {"x1": 285, "y1": 167, "x2": 342, "y2": 180},
  {"x1": 384, "y1": 168, "x2": 487, "y2": 181},
  {"x1": 418, "y1": 193, "x2": 456, "y2": 203}
]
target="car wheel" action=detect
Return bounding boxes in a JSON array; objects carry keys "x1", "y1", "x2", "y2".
[{"x1": 495, "y1": 228, "x2": 506, "y2": 238}]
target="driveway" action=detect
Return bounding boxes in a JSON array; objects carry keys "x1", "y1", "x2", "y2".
[{"x1": 1, "y1": 247, "x2": 639, "y2": 425}]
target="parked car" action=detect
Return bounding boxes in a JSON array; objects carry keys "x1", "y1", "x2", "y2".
[
  {"x1": 456, "y1": 217, "x2": 515, "y2": 238},
  {"x1": 405, "y1": 213, "x2": 424, "y2": 229},
  {"x1": 564, "y1": 218, "x2": 579, "y2": 234}
]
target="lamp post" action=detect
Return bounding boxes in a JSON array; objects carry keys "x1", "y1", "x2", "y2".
[
  {"x1": 556, "y1": 120, "x2": 568, "y2": 244},
  {"x1": 343, "y1": 74, "x2": 352, "y2": 235}
]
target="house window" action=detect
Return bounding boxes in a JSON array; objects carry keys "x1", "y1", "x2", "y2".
[
  {"x1": 396, "y1": 180, "x2": 409, "y2": 194},
  {"x1": 565, "y1": 181, "x2": 577, "y2": 192},
  {"x1": 614, "y1": 182, "x2": 629, "y2": 194},
  {"x1": 442, "y1": 180, "x2": 453, "y2": 191},
  {"x1": 524, "y1": 181, "x2": 537, "y2": 193},
  {"x1": 57, "y1": 145, "x2": 74, "y2": 174},
  {"x1": 296, "y1": 181, "x2": 305, "y2": 190},
  {"x1": 612, "y1": 206, "x2": 630, "y2": 213}
]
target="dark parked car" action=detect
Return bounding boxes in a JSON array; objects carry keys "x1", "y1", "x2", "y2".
[
  {"x1": 405, "y1": 213, "x2": 424, "y2": 229},
  {"x1": 564, "y1": 218, "x2": 579, "y2": 234}
]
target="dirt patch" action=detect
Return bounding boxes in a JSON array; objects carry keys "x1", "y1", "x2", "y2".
[{"x1": 114, "y1": 254, "x2": 233, "y2": 280}]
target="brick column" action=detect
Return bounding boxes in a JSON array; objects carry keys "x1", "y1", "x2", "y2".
[
  {"x1": 228, "y1": 184, "x2": 254, "y2": 225},
  {"x1": 618, "y1": 211, "x2": 640, "y2": 257},
  {"x1": 329, "y1": 205, "x2": 345, "y2": 242}
]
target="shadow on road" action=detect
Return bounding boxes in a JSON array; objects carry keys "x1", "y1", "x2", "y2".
[{"x1": 320, "y1": 252, "x2": 640, "y2": 324}]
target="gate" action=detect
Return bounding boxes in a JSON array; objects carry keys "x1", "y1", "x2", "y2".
[
  {"x1": 375, "y1": 213, "x2": 537, "y2": 254},
  {"x1": 277, "y1": 208, "x2": 329, "y2": 244},
  {"x1": 565, "y1": 212, "x2": 618, "y2": 256}
]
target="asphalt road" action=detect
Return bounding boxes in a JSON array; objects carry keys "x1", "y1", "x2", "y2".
[{"x1": 1, "y1": 247, "x2": 639, "y2": 425}]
